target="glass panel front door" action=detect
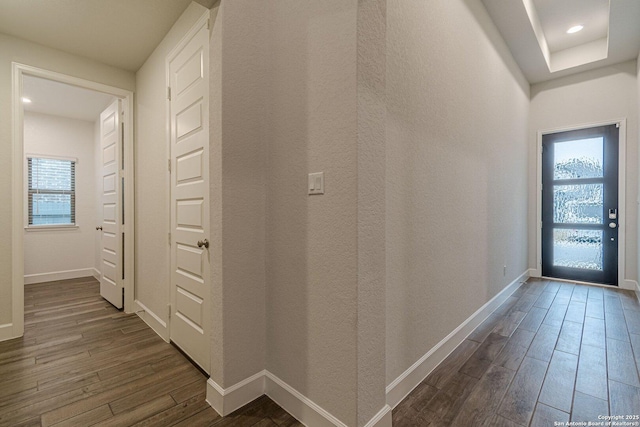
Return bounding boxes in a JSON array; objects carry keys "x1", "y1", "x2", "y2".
[{"x1": 542, "y1": 125, "x2": 619, "y2": 285}]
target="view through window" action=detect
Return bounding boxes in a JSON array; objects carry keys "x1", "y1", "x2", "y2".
[{"x1": 27, "y1": 157, "x2": 76, "y2": 226}]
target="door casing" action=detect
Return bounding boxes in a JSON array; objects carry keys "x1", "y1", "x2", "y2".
[
  {"x1": 534, "y1": 119, "x2": 632, "y2": 289},
  {"x1": 11, "y1": 63, "x2": 135, "y2": 339}
]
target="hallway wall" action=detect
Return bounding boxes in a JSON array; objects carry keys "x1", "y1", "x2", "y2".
[
  {"x1": 23, "y1": 112, "x2": 97, "y2": 282},
  {"x1": 264, "y1": 2, "x2": 360, "y2": 424},
  {"x1": 385, "y1": 0, "x2": 530, "y2": 385},
  {"x1": 529, "y1": 60, "x2": 639, "y2": 287},
  {"x1": 0, "y1": 32, "x2": 134, "y2": 331}
]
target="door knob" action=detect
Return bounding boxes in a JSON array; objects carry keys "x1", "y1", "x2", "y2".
[
  {"x1": 197, "y1": 239, "x2": 209, "y2": 249},
  {"x1": 96, "y1": 226, "x2": 103, "y2": 231}
]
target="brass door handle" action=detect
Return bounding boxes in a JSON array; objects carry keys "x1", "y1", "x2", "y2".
[
  {"x1": 96, "y1": 226, "x2": 103, "y2": 231},
  {"x1": 197, "y1": 239, "x2": 209, "y2": 249}
]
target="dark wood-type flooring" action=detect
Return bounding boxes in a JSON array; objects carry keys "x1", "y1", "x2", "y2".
[
  {"x1": 393, "y1": 278, "x2": 640, "y2": 426},
  {"x1": 0, "y1": 277, "x2": 302, "y2": 427}
]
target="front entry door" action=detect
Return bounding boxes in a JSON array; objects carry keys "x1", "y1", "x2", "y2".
[
  {"x1": 542, "y1": 124, "x2": 619, "y2": 285},
  {"x1": 99, "y1": 99, "x2": 124, "y2": 308},
  {"x1": 168, "y1": 15, "x2": 210, "y2": 373}
]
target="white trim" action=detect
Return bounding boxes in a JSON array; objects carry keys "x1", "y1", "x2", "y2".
[
  {"x1": 11, "y1": 62, "x2": 136, "y2": 341},
  {"x1": 622, "y1": 279, "x2": 637, "y2": 291},
  {"x1": 24, "y1": 268, "x2": 97, "y2": 285},
  {"x1": 206, "y1": 371, "x2": 265, "y2": 417},
  {"x1": 265, "y1": 371, "x2": 348, "y2": 427},
  {"x1": 205, "y1": 369, "x2": 391, "y2": 427},
  {"x1": 0, "y1": 323, "x2": 14, "y2": 342},
  {"x1": 134, "y1": 300, "x2": 169, "y2": 342},
  {"x1": 363, "y1": 405, "x2": 392, "y2": 427},
  {"x1": 535, "y1": 119, "x2": 628, "y2": 287},
  {"x1": 635, "y1": 281, "x2": 640, "y2": 304},
  {"x1": 24, "y1": 225, "x2": 80, "y2": 231},
  {"x1": 25, "y1": 153, "x2": 78, "y2": 162},
  {"x1": 528, "y1": 268, "x2": 540, "y2": 278},
  {"x1": 535, "y1": 129, "x2": 544, "y2": 279},
  {"x1": 541, "y1": 275, "x2": 615, "y2": 288},
  {"x1": 385, "y1": 270, "x2": 529, "y2": 409},
  {"x1": 541, "y1": 275, "x2": 637, "y2": 291},
  {"x1": 92, "y1": 268, "x2": 101, "y2": 281}
]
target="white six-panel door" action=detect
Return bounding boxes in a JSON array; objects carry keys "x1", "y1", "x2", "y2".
[
  {"x1": 99, "y1": 99, "x2": 124, "y2": 309},
  {"x1": 168, "y1": 15, "x2": 210, "y2": 373}
]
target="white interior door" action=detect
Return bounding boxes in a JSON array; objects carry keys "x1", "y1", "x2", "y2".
[
  {"x1": 169, "y1": 16, "x2": 210, "y2": 373},
  {"x1": 99, "y1": 99, "x2": 124, "y2": 309}
]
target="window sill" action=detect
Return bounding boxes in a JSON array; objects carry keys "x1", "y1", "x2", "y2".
[{"x1": 24, "y1": 225, "x2": 79, "y2": 232}]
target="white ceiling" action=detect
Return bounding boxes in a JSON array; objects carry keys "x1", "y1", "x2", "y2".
[
  {"x1": 23, "y1": 75, "x2": 115, "y2": 122},
  {"x1": 482, "y1": 0, "x2": 640, "y2": 83},
  {"x1": 533, "y1": 0, "x2": 609, "y2": 53},
  {"x1": 0, "y1": 0, "x2": 215, "y2": 72}
]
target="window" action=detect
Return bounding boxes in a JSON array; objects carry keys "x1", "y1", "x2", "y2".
[{"x1": 27, "y1": 157, "x2": 76, "y2": 226}]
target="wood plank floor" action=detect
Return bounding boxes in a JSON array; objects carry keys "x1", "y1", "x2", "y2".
[
  {"x1": 0, "y1": 277, "x2": 302, "y2": 427},
  {"x1": 393, "y1": 278, "x2": 640, "y2": 426}
]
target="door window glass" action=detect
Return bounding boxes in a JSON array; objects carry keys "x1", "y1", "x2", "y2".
[
  {"x1": 553, "y1": 184, "x2": 603, "y2": 224},
  {"x1": 554, "y1": 137, "x2": 603, "y2": 180},
  {"x1": 553, "y1": 229, "x2": 603, "y2": 271}
]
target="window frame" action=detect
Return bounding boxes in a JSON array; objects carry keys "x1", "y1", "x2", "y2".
[{"x1": 24, "y1": 154, "x2": 79, "y2": 231}]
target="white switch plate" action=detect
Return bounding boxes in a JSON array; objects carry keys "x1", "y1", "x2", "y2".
[{"x1": 308, "y1": 172, "x2": 324, "y2": 195}]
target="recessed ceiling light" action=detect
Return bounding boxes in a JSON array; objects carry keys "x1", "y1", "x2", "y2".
[
  {"x1": 22, "y1": 97, "x2": 32, "y2": 104},
  {"x1": 567, "y1": 25, "x2": 584, "y2": 34}
]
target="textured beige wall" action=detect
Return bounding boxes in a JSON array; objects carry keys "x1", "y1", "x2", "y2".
[
  {"x1": 529, "y1": 60, "x2": 639, "y2": 284},
  {"x1": 211, "y1": 2, "x2": 388, "y2": 423},
  {"x1": 385, "y1": 0, "x2": 530, "y2": 384},
  {"x1": 134, "y1": 2, "x2": 208, "y2": 325},
  {"x1": 213, "y1": 0, "x2": 268, "y2": 386},
  {"x1": 0, "y1": 33, "x2": 134, "y2": 327},
  {"x1": 264, "y1": 1, "x2": 360, "y2": 424},
  {"x1": 356, "y1": 0, "x2": 387, "y2": 425},
  {"x1": 208, "y1": 0, "x2": 224, "y2": 387}
]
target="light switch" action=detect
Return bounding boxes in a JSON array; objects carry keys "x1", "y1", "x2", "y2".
[{"x1": 308, "y1": 172, "x2": 324, "y2": 195}]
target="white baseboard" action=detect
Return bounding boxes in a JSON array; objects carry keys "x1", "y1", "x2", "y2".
[
  {"x1": 207, "y1": 371, "x2": 265, "y2": 417},
  {"x1": 92, "y1": 268, "x2": 101, "y2": 281},
  {"x1": 622, "y1": 279, "x2": 638, "y2": 291},
  {"x1": 24, "y1": 268, "x2": 97, "y2": 285},
  {"x1": 206, "y1": 369, "x2": 390, "y2": 427},
  {"x1": 528, "y1": 268, "x2": 540, "y2": 278},
  {"x1": 265, "y1": 371, "x2": 348, "y2": 427},
  {"x1": 363, "y1": 404, "x2": 392, "y2": 427},
  {"x1": 385, "y1": 269, "x2": 530, "y2": 409},
  {"x1": 0, "y1": 323, "x2": 14, "y2": 342},
  {"x1": 635, "y1": 281, "x2": 640, "y2": 304},
  {"x1": 134, "y1": 300, "x2": 169, "y2": 342}
]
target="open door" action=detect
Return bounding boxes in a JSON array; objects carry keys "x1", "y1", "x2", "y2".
[
  {"x1": 168, "y1": 15, "x2": 210, "y2": 373},
  {"x1": 98, "y1": 99, "x2": 124, "y2": 308}
]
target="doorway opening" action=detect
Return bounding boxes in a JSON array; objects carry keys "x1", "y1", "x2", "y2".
[
  {"x1": 11, "y1": 63, "x2": 135, "y2": 338},
  {"x1": 537, "y1": 121, "x2": 626, "y2": 287}
]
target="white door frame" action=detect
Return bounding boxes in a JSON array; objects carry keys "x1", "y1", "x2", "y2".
[
  {"x1": 534, "y1": 118, "x2": 632, "y2": 289},
  {"x1": 11, "y1": 62, "x2": 136, "y2": 338}
]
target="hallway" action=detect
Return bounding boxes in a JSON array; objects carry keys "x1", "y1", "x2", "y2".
[
  {"x1": 392, "y1": 278, "x2": 640, "y2": 426},
  {"x1": 0, "y1": 278, "x2": 301, "y2": 426}
]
